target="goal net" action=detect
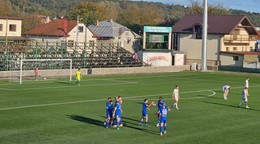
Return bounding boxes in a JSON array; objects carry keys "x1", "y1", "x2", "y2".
[{"x1": 9, "y1": 59, "x2": 72, "y2": 84}]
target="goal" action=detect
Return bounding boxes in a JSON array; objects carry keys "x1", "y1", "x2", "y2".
[{"x1": 9, "y1": 59, "x2": 72, "y2": 84}]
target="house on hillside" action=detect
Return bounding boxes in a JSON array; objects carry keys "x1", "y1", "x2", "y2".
[
  {"x1": 88, "y1": 19, "x2": 140, "y2": 53},
  {"x1": 25, "y1": 17, "x2": 96, "y2": 53},
  {"x1": 0, "y1": 17, "x2": 29, "y2": 43},
  {"x1": 172, "y1": 15, "x2": 260, "y2": 67}
]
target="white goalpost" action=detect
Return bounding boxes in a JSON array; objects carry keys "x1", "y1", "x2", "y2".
[{"x1": 11, "y1": 59, "x2": 73, "y2": 84}]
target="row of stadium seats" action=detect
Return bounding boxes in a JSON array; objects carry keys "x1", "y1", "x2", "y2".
[{"x1": 0, "y1": 42, "x2": 144, "y2": 71}]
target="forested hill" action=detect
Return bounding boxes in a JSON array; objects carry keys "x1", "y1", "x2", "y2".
[{"x1": 2, "y1": 0, "x2": 260, "y2": 33}]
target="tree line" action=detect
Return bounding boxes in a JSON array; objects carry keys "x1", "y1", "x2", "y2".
[{"x1": 1, "y1": 0, "x2": 260, "y2": 34}]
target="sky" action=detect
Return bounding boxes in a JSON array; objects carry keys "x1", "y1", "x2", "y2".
[{"x1": 131, "y1": 0, "x2": 260, "y2": 13}]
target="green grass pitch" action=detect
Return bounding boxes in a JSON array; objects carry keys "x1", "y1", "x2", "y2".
[{"x1": 0, "y1": 71, "x2": 260, "y2": 144}]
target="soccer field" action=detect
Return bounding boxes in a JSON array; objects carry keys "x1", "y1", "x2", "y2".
[{"x1": 0, "y1": 71, "x2": 260, "y2": 144}]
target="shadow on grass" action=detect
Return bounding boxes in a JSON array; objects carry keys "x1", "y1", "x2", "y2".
[
  {"x1": 122, "y1": 116, "x2": 140, "y2": 123},
  {"x1": 56, "y1": 81, "x2": 73, "y2": 85},
  {"x1": 67, "y1": 115, "x2": 104, "y2": 127},
  {"x1": 122, "y1": 116, "x2": 158, "y2": 135},
  {"x1": 203, "y1": 101, "x2": 260, "y2": 112},
  {"x1": 98, "y1": 116, "x2": 159, "y2": 135},
  {"x1": 133, "y1": 101, "x2": 143, "y2": 105}
]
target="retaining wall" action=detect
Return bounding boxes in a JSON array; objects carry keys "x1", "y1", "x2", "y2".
[{"x1": 0, "y1": 65, "x2": 191, "y2": 78}]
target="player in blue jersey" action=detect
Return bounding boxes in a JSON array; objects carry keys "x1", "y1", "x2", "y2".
[
  {"x1": 105, "y1": 97, "x2": 113, "y2": 128},
  {"x1": 156, "y1": 96, "x2": 165, "y2": 127},
  {"x1": 159, "y1": 104, "x2": 170, "y2": 136},
  {"x1": 139, "y1": 99, "x2": 155, "y2": 127},
  {"x1": 113, "y1": 96, "x2": 122, "y2": 130}
]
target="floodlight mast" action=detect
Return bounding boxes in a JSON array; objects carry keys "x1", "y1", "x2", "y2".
[{"x1": 201, "y1": 0, "x2": 208, "y2": 71}]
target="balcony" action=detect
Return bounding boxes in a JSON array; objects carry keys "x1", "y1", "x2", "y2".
[{"x1": 223, "y1": 35, "x2": 258, "y2": 43}]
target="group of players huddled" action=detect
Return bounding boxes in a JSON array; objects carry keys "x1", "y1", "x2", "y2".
[
  {"x1": 105, "y1": 96, "x2": 123, "y2": 130},
  {"x1": 105, "y1": 85, "x2": 180, "y2": 136}
]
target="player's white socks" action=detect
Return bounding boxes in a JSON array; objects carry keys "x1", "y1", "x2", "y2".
[
  {"x1": 245, "y1": 102, "x2": 250, "y2": 108},
  {"x1": 223, "y1": 94, "x2": 227, "y2": 100},
  {"x1": 238, "y1": 100, "x2": 243, "y2": 107},
  {"x1": 175, "y1": 103, "x2": 179, "y2": 110}
]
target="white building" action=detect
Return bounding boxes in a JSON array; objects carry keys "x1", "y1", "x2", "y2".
[
  {"x1": 0, "y1": 16, "x2": 28, "y2": 42},
  {"x1": 25, "y1": 18, "x2": 96, "y2": 53}
]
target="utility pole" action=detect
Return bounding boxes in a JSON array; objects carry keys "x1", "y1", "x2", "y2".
[
  {"x1": 5, "y1": 18, "x2": 8, "y2": 46},
  {"x1": 201, "y1": 0, "x2": 208, "y2": 71},
  {"x1": 76, "y1": 15, "x2": 79, "y2": 45}
]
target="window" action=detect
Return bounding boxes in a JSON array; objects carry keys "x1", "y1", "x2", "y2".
[
  {"x1": 0, "y1": 24, "x2": 2, "y2": 31},
  {"x1": 127, "y1": 37, "x2": 131, "y2": 44},
  {"x1": 226, "y1": 47, "x2": 230, "y2": 51},
  {"x1": 68, "y1": 40, "x2": 74, "y2": 47},
  {"x1": 9, "y1": 24, "x2": 16, "y2": 32},
  {"x1": 78, "y1": 26, "x2": 84, "y2": 33},
  {"x1": 194, "y1": 25, "x2": 202, "y2": 39},
  {"x1": 89, "y1": 40, "x2": 94, "y2": 47},
  {"x1": 233, "y1": 56, "x2": 238, "y2": 61},
  {"x1": 233, "y1": 47, "x2": 237, "y2": 51}
]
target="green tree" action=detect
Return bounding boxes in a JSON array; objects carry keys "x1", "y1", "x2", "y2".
[
  {"x1": 0, "y1": 0, "x2": 13, "y2": 16},
  {"x1": 98, "y1": 1, "x2": 121, "y2": 21},
  {"x1": 119, "y1": 3, "x2": 164, "y2": 32},
  {"x1": 68, "y1": 2, "x2": 106, "y2": 26}
]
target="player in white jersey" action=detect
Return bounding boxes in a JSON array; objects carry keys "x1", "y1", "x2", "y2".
[
  {"x1": 238, "y1": 87, "x2": 250, "y2": 109},
  {"x1": 172, "y1": 85, "x2": 180, "y2": 110},
  {"x1": 222, "y1": 85, "x2": 231, "y2": 100}
]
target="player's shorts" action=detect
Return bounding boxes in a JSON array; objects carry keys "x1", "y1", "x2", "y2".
[
  {"x1": 160, "y1": 118, "x2": 167, "y2": 124},
  {"x1": 242, "y1": 96, "x2": 248, "y2": 102},
  {"x1": 156, "y1": 109, "x2": 160, "y2": 116},
  {"x1": 106, "y1": 111, "x2": 113, "y2": 119},
  {"x1": 174, "y1": 95, "x2": 179, "y2": 101},
  {"x1": 116, "y1": 113, "x2": 121, "y2": 119},
  {"x1": 142, "y1": 111, "x2": 148, "y2": 118}
]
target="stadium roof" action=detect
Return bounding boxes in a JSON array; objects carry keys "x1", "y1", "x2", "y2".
[
  {"x1": 25, "y1": 18, "x2": 77, "y2": 37},
  {"x1": 172, "y1": 15, "x2": 258, "y2": 35}
]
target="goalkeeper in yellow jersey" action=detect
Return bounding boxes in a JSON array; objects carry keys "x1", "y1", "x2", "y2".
[{"x1": 75, "y1": 68, "x2": 82, "y2": 86}]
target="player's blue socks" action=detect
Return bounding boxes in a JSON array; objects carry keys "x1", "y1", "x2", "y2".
[
  {"x1": 116, "y1": 121, "x2": 119, "y2": 129},
  {"x1": 145, "y1": 122, "x2": 148, "y2": 126},
  {"x1": 164, "y1": 126, "x2": 166, "y2": 131},
  {"x1": 106, "y1": 121, "x2": 109, "y2": 128},
  {"x1": 160, "y1": 126, "x2": 162, "y2": 133}
]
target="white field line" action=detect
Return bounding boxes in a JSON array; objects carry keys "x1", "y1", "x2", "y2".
[
  {"x1": 0, "y1": 88, "x2": 16, "y2": 91},
  {"x1": 0, "y1": 89, "x2": 216, "y2": 111},
  {"x1": 106, "y1": 79, "x2": 138, "y2": 84},
  {"x1": 0, "y1": 99, "x2": 107, "y2": 111},
  {"x1": 0, "y1": 85, "x2": 259, "y2": 111}
]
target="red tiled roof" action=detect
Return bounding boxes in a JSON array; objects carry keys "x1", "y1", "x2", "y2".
[
  {"x1": 257, "y1": 31, "x2": 260, "y2": 39},
  {"x1": 172, "y1": 15, "x2": 258, "y2": 35},
  {"x1": 25, "y1": 18, "x2": 77, "y2": 37},
  {"x1": 220, "y1": 51, "x2": 260, "y2": 55}
]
